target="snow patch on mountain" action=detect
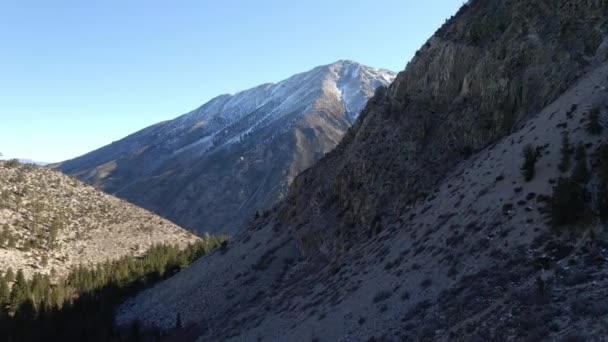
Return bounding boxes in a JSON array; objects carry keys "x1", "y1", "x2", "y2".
[{"x1": 171, "y1": 61, "x2": 395, "y2": 157}]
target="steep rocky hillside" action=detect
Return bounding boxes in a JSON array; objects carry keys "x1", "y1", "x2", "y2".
[
  {"x1": 56, "y1": 61, "x2": 394, "y2": 235},
  {"x1": 0, "y1": 160, "x2": 199, "y2": 278},
  {"x1": 117, "y1": 0, "x2": 608, "y2": 340}
]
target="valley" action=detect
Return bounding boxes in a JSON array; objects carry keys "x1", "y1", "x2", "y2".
[{"x1": 3, "y1": 0, "x2": 608, "y2": 341}]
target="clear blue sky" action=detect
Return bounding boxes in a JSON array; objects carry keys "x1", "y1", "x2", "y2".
[{"x1": 0, "y1": 0, "x2": 462, "y2": 162}]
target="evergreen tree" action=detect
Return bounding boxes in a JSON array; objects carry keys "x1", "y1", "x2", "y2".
[
  {"x1": 40, "y1": 254, "x2": 49, "y2": 267},
  {"x1": 4, "y1": 268, "x2": 14, "y2": 283},
  {"x1": 558, "y1": 133, "x2": 572, "y2": 173},
  {"x1": 49, "y1": 219, "x2": 61, "y2": 249},
  {"x1": 522, "y1": 144, "x2": 540, "y2": 182},
  {"x1": 7, "y1": 235, "x2": 16, "y2": 249},
  {"x1": 0, "y1": 275, "x2": 9, "y2": 307},
  {"x1": 176, "y1": 312, "x2": 183, "y2": 329},
  {"x1": 599, "y1": 145, "x2": 608, "y2": 185},
  {"x1": 550, "y1": 177, "x2": 589, "y2": 226},
  {"x1": 30, "y1": 273, "x2": 49, "y2": 309},
  {"x1": 9, "y1": 270, "x2": 30, "y2": 314},
  {"x1": 572, "y1": 143, "x2": 590, "y2": 184},
  {"x1": 536, "y1": 276, "x2": 546, "y2": 295},
  {"x1": 48, "y1": 282, "x2": 66, "y2": 310},
  {"x1": 587, "y1": 107, "x2": 603, "y2": 135},
  {"x1": 14, "y1": 298, "x2": 36, "y2": 321},
  {"x1": 12, "y1": 299, "x2": 37, "y2": 340},
  {"x1": 599, "y1": 145, "x2": 608, "y2": 221},
  {"x1": 0, "y1": 226, "x2": 8, "y2": 247}
]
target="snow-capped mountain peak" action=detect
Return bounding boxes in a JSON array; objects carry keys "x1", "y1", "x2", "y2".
[{"x1": 162, "y1": 61, "x2": 395, "y2": 156}]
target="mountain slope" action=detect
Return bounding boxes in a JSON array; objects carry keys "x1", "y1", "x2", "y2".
[
  {"x1": 116, "y1": 1, "x2": 608, "y2": 340},
  {"x1": 0, "y1": 160, "x2": 199, "y2": 278},
  {"x1": 56, "y1": 61, "x2": 394, "y2": 235}
]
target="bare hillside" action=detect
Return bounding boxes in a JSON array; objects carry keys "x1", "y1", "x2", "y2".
[{"x1": 0, "y1": 161, "x2": 199, "y2": 278}]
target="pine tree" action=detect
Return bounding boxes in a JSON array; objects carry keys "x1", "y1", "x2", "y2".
[
  {"x1": 4, "y1": 268, "x2": 14, "y2": 284},
  {"x1": 550, "y1": 177, "x2": 589, "y2": 226},
  {"x1": 49, "y1": 219, "x2": 61, "y2": 250},
  {"x1": 522, "y1": 144, "x2": 540, "y2": 182},
  {"x1": 30, "y1": 273, "x2": 49, "y2": 309},
  {"x1": 536, "y1": 276, "x2": 546, "y2": 295},
  {"x1": 599, "y1": 145, "x2": 608, "y2": 221},
  {"x1": 7, "y1": 234, "x2": 16, "y2": 249},
  {"x1": 558, "y1": 133, "x2": 572, "y2": 173},
  {"x1": 0, "y1": 275, "x2": 9, "y2": 308},
  {"x1": 12, "y1": 298, "x2": 37, "y2": 339},
  {"x1": 40, "y1": 254, "x2": 48, "y2": 267},
  {"x1": 599, "y1": 145, "x2": 608, "y2": 185},
  {"x1": 176, "y1": 312, "x2": 184, "y2": 329},
  {"x1": 9, "y1": 270, "x2": 30, "y2": 314},
  {"x1": 587, "y1": 107, "x2": 603, "y2": 135},
  {"x1": 572, "y1": 143, "x2": 590, "y2": 184},
  {"x1": 0, "y1": 226, "x2": 8, "y2": 247},
  {"x1": 48, "y1": 282, "x2": 66, "y2": 310}
]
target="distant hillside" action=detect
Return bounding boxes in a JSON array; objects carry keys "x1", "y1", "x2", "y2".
[
  {"x1": 17, "y1": 159, "x2": 50, "y2": 166},
  {"x1": 0, "y1": 159, "x2": 199, "y2": 278},
  {"x1": 56, "y1": 61, "x2": 394, "y2": 235}
]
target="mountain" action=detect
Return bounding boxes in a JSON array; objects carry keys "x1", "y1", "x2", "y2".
[
  {"x1": 116, "y1": 1, "x2": 608, "y2": 340},
  {"x1": 0, "y1": 160, "x2": 199, "y2": 278},
  {"x1": 55, "y1": 61, "x2": 395, "y2": 235}
]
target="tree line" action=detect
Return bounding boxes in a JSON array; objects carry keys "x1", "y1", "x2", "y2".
[{"x1": 0, "y1": 234, "x2": 227, "y2": 341}]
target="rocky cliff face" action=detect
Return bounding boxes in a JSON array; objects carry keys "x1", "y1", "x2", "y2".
[
  {"x1": 56, "y1": 61, "x2": 394, "y2": 235},
  {"x1": 0, "y1": 161, "x2": 198, "y2": 278},
  {"x1": 281, "y1": 0, "x2": 608, "y2": 249},
  {"x1": 117, "y1": 1, "x2": 608, "y2": 340}
]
